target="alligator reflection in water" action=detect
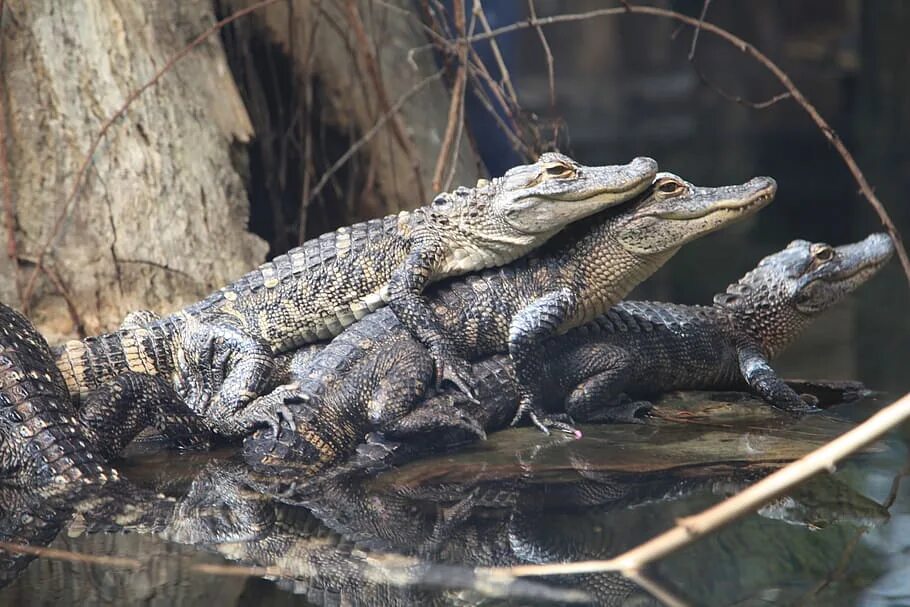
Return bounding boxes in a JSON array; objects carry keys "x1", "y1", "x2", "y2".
[{"x1": 0, "y1": 392, "x2": 898, "y2": 606}]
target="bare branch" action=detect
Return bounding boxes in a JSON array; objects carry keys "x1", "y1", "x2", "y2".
[
  {"x1": 343, "y1": 0, "x2": 427, "y2": 202},
  {"x1": 526, "y1": 0, "x2": 557, "y2": 146},
  {"x1": 474, "y1": 0, "x2": 519, "y2": 105},
  {"x1": 307, "y1": 70, "x2": 444, "y2": 205},
  {"x1": 687, "y1": 0, "x2": 712, "y2": 60},
  {"x1": 411, "y1": 4, "x2": 910, "y2": 289},
  {"x1": 432, "y1": 0, "x2": 468, "y2": 192}
]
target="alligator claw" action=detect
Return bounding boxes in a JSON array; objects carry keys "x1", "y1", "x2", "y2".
[
  {"x1": 432, "y1": 352, "x2": 479, "y2": 403},
  {"x1": 799, "y1": 393, "x2": 821, "y2": 408},
  {"x1": 275, "y1": 404, "x2": 297, "y2": 433},
  {"x1": 511, "y1": 400, "x2": 582, "y2": 439}
]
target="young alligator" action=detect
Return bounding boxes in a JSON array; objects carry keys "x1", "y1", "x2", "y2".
[
  {"x1": 244, "y1": 172, "x2": 775, "y2": 471},
  {"x1": 54, "y1": 154, "x2": 658, "y2": 436},
  {"x1": 381, "y1": 233, "x2": 894, "y2": 448}
]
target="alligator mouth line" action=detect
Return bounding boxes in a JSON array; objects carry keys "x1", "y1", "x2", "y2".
[
  {"x1": 648, "y1": 188, "x2": 775, "y2": 221},
  {"x1": 538, "y1": 179, "x2": 653, "y2": 202},
  {"x1": 824, "y1": 256, "x2": 891, "y2": 283}
]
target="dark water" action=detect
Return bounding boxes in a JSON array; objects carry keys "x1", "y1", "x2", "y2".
[{"x1": 1, "y1": 389, "x2": 907, "y2": 606}]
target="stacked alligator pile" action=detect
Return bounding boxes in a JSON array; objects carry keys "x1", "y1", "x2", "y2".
[{"x1": 0, "y1": 152, "x2": 894, "y2": 484}]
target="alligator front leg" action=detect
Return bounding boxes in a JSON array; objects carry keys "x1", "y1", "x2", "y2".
[
  {"x1": 176, "y1": 314, "x2": 279, "y2": 436},
  {"x1": 387, "y1": 246, "x2": 477, "y2": 400},
  {"x1": 79, "y1": 372, "x2": 212, "y2": 458},
  {"x1": 738, "y1": 345, "x2": 821, "y2": 414},
  {"x1": 508, "y1": 288, "x2": 582, "y2": 437}
]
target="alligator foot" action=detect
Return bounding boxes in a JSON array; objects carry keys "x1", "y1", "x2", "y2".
[
  {"x1": 176, "y1": 314, "x2": 278, "y2": 436},
  {"x1": 429, "y1": 346, "x2": 478, "y2": 403},
  {"x1": 511, "y1": 400, "x2": 582, "y2": 438},
  {"x1": 384, "y1": 395, "x2": 486, "y2": 441},
  {"x1": 584, "y1": 396, "x2": 654, "y2": 424},
  {"x1": 226, "y1": 384, "x2": 304, "y2": 439},
  {"x1": 779, "y1": 393, "x2": 823, "y2": 415}
]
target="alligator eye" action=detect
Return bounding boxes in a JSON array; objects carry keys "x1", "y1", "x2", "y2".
[
  {"x1": 432, "y1": 194, "x2": 448, "y2": 206},
  {"x1": 656, "y1": 179, "x2": 684, "y2": 195},
  {"x1": 812, "y1": 245, "x2": 834, "y2": 262},
  {"x1": 544, "y1": 163, "x2": 574, "y2": 179}
]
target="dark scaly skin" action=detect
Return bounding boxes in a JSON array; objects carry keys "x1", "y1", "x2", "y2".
[
  {"x1": 555, "y1": 232, "x2": 894, "y2": 420},
  {"x1": 370, "y1": 234, "x2": 894, "y2": 452},
  {"x1": 243, "y1": 172, "x2": 775, "y2": 470},
  {"x1": 54, "y1": 154, "x2": 658, "y2": 436},
  {"x1": 244, "y1": 233, "x2": 888, "y2": 472},
  {"x1": 0, "y1": 302, "x2": 208, "y2": 487},
  {"x1": 0, "y1": 302, "x2": 208, "y2": 587}
]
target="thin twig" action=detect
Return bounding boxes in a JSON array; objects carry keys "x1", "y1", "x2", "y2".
[
  {"x1": 474, "y1": 0, "x2": 519, "y2": 105},
  {"x1": 442, "y1": 5, "x2": 478, "y2": 191},
  {"x1": 491, "y1": 391, "x2": 910, "y2": 578},
  {"x1": 308, "y1": 70, "x2": 444, "y2": 204},
  {"x1": 41, "y1": 264, "x2": 86, "y2": 337},
  {"x1": 526, "y1": 0, "x2": 557, "y2": 147},
  {"x1": 20, "y1": 0, "x2": 283, "y2": 311},
  {"x1": 343, "y1": 0, "x2": 427, "y2": 202},
  {"x1": 687, "y1": 0, "x2": 712, "y2": 60},
  {"x1": 691, "y1": 63, "x2": 792, "y2": 109},
  {"x1": 411, "y1": 4, "x2": 910, "y2": 289},
  {"x1": 432, "y1": 0, "x2": 468, "y2": 192}
]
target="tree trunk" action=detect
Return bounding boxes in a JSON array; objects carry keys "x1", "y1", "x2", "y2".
[
  {"x1": 1, "y1": 0, "x2": 267, "y2": 341},
  {"x1": 1, "y1": 0, "x2": 481, "y2": 341}
]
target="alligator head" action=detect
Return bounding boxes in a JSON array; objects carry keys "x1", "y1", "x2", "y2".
[
  {"x1": 714, "y1": 232, "x2": 894, "y2": 356},
  {"x1": 613, "y1": 172, "x2": 777, "y2": 256},
  {"x1": 431, "y1": 153, "x2": 658, "y2": 273}
]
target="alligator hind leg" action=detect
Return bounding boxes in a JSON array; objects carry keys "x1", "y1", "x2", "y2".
[
  {"x1": 79, "y1": 372, "x2": 212, "y2": 458},
  {"x1": 563, "y1": 347, "x2": 652, "y2": 424},
  {"x1": 382, "y1": 393, "x2": 487, "y2": 441},
  {"x1": 176, "y1": 313, "x2": 278, "y2": 436}
]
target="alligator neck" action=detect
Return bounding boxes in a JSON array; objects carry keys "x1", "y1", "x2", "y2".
[{"x1": 714, "y1": 292, "x2": 814, "y2": 359}]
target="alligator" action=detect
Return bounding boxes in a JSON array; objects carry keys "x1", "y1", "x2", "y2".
[
  {"x1": 388, "y1": 233, "x2": 894, "y2": 444},
  {"x1": 0, "y1": 301, "x2": 209, "y2": 587},
  {"x1": 244, "y1": 172, "x2": 776, "y2": 471},
  {"x1": 377, "y1": 233, "x2": 893, "y2": 454},
  {"x1": 54, "y1": 154, "x2": 658, "y2": 436}
]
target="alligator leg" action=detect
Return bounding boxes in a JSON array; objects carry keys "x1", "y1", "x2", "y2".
[
  {"x1": 507, "y1": 288, "x2": 581, "y2": 436},
  {"x1": 78, "y1": 372, "x2": 212, "y2": 459},
  {"x1": 381, "y1": 394, "x2": 487, "y2": 441},
  {"x1": 119, "y1": 309, "x2": 161, "y2": 330},
  {"x1": 176, "y1": 313, "x2": 279, "y2": 435},
  {"x1": 565, "y1": 379, "x2": 653, "y2": 425},
  {"x1": 387, "y1": 246, "x2": 477, "y2": 400},
  {"x1": 738, "y1": 345, "x2": 821, "y2": 413}
]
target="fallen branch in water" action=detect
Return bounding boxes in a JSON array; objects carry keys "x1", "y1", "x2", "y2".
[{"x1": 488, "y1": 391, "x2": 910, "y2": 582}]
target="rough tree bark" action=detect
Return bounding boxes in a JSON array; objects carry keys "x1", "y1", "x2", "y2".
[
  {"x1": 1, "y1": 0, "x2": 265, "y2": 340},
  {"x1": 1, "y1": 0, "x2": 481, "y2": 341}
]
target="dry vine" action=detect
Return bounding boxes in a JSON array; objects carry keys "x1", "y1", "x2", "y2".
[{"x1": 412, "y1": 3, "x2": 909, "y2": 288}]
